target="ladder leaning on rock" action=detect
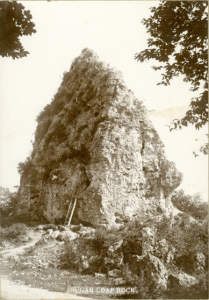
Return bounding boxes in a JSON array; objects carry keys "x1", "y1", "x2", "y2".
[
  {"x1": 64, "y1": 200, "x2": 72, "y2": 225},
  {"x1": 64, "y1": 198, "x2": 77, "y2": 227}
]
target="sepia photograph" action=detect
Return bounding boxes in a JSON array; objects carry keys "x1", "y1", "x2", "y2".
[{"x1": 0, "y1": 1, "x2": 208, "y2": 299}]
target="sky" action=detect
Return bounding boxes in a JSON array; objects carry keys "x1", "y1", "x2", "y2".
[{"x1": 0, "y1": 1, "x2": 208, "y2": 201}]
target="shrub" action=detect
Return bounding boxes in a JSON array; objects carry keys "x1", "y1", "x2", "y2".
[
  {"x1": 36, "y1": 104, "x2": 51, "y2": 123},
  {"x1": 159, "y1": 214, "x2": 208, "y2": 274},
  {"x1": 122, "y1": 219, "x2": 144, "y2": 261},
  {"x1": 171, "y1": 189, "x2": 208, "y2": 221},
  {"x1": 160, "y1": 160, "x2": 183, "y2": 195},
  {"x1": 35, "y1": 118, "x2": 51, "y2": 144},
  {"x1": 119, "y1": 264, "x2": 163, "y2": 299},
  {"x1": 64, "y1": 237, "x2": 101, "y2": 272},
  {"x1": 0, "y1": 186, "x2": 13, "y2": 214},
  {"x1": 17, "y1": 158, "x2": 32, "y2": 176},
  {"x1": 0, "y1": 187, "x2": 20, "y2": 218},
  {"x1": 91, "y1": 219, "x2": 148, "y2": 261},
  {"x1": 23, "y1": 245, "x2": 35, "y2": 256},
  {"x1": 0, "y1": 223, "x2": 27, "y2": 240},
  {"x1": 165, "y1": 272, "x2": 209, "y2": 299},
  {"x1": 92, "y1": 226, "x2": 123, "y2": 251},
  {"x1": 59, "y1": 242, "x2": 79, "y2": 270}
]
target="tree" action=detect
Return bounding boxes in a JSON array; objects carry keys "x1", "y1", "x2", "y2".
[
  {"x1": 0, "y1": 186, "x2": 18, "y2": 216},
  {"x1": 0, "y1": 1, "x2": 36, "y2": 59},
  {"x1": 135, "y1": 1, "x2": 208, "y2": 152},
  {"x1": 0, "y1": 186, "x2": 12, "y2": 211},
  {"x1": 17, "y1": 157, "x2": 32, "y2": 176},
  {"x1": 171, "y1": 189, "x2": 208, "y2": 221}
]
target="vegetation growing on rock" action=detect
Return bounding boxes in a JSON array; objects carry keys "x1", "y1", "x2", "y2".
[
  {"x1": 17, "y1": 48, "x2": 182, "y2": 227},
  {"x1": 171, "y1": 189, "x2": 208, "y2": 221},
  {"x1": 62, "y1": 212, "x2": 208, "y2": 299},
  {"x1": 1, "y1": 185, "x2": 208, "y2": 299}
]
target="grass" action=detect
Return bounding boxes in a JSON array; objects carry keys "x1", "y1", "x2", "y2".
[
  {"x1": 1, "y1": 258, "x2": 113, "y2": 298},
  {"x1": 0, "y1": 225, "x2": 113, "y2": 299},
  {"x1": 0, "y1": 223, "x2": 27, "y2": 240}
]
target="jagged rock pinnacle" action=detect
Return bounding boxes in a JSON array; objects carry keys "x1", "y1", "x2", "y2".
[{"x1": 18, "y1": 49, "x2": 182, "y2": 227}]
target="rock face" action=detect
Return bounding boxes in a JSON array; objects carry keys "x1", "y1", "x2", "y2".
[
  {"x1": 168, "y1": 270, "x2": 198, "y2": 289},
  {"x1": 133, "y1": 253, "x2": 168, "y2": 291},
  {"x1": 193, "y1": 252, "x2": 205, "y2": 274},
  {"x1": 18, "y1": 48, "x2": 182, "y2": 227},
  {"x1": 62, "y1": 224, "x2": 200, "y2": 293}
]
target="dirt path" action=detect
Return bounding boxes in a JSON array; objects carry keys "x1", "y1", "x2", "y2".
[
  {"x1": 1, "y1": 229, "x2": 91, "y2": 300},
  {"x1": 0, "y1": 276, "x2": 90, "y2": 299},
  {"x1": 1, "y1": 230, "x2": 43, "y2": 258}
]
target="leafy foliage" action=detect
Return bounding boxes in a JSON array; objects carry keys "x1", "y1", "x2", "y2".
[
  {"x1": 167, "y1": 215, "x2": 208, "y2": 261},
  {"x1": 0, "y1": 186, "x2": 12, "y2": 211},
  {"x1": 0, "y1": 186, "x2": 19, "y2": 218},
  {"x1": 92, "y1": 226, "x2": 123, "y2": 251},
  {"x1": 120, "y1": 263, "x2": 162, "y2": 299},
  {"x1": 0, "y1": 223, "x2": 27, "y2": 240},
  {"x1": 62, "y1": 213, "x2": 208, "y2": 298},
  {"x1": 171, "y1": 189, "x2": 208, "y2": 220},
  {"x1": 200, "y1": 137, "x2": 209, "y2": 155},
  {"x1": 0, "y1": 1, "x2": 36, "y2": 59},
  {"x1": 135, "y1": 1, "x2": 208, "y2": 131},
  {"x1": 64, "y1": 241, "x2": 81, "y2": 271},
  {"x1": 160, "y1": 160, "x2": 183, "y2": 195},
  {"x1": 17, "y1": 157, "x2": 32, "y2": 176},
  {"x1": 20, "y1": 50, "x2": 118, "y2": 180},
  {"x1": 165, "y1": 272, "x2": 208, "y2": 299}
]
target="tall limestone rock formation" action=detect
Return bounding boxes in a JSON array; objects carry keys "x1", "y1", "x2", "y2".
[{"x1": 18, "y1": 48, "x2": 182, "y2": 227}]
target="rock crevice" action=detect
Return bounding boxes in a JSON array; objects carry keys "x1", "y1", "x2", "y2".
[{"x1": 18, "y1": 48, "x2": 182, "y2": 226}]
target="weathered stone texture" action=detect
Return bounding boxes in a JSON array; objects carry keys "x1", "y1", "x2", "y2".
[{"x1": 18, "y1": 48, "x2": 182, "y2": 226}]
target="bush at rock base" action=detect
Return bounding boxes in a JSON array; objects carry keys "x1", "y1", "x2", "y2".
[
  {"x1": 164, "y1": 215, "x2": 208, "y2": 272},
  {"x1": 0, "y1": 186, "x2": 20, "y2": 220},
  {"x1": 92, "y1": 226, "x2": 123, "y2": 251},
  {"x1": 62, "y1": 214, "x2": 208, "y2": 299},
  {"x1": 120, "y1": 262, "x2": 165, "y2": 299},
  {"x1": 165, "y1": 272, "x2": 208, "y2": 299},
  {"x1": 171, "y1": 189, "x2": 208, "y2": 221},
  {"x1": 0, "y1": 223, "x2": 27, "y2": 240}
]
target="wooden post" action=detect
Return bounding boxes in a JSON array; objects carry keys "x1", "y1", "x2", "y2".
[
  {"x1": 67, "y1": 198, "x2": 77, "y2": 227},
  {"x1": 64, "y1": 200, "x2": 72, "y2": 225}
]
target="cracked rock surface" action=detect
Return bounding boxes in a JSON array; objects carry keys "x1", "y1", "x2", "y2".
[{"x1": 18, "y1": 48, "x2": 182, "y2": 227}]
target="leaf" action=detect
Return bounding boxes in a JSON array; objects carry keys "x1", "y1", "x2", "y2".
[
  {"x1": 135, "y1": 1, "x2": 208, "y2": 134},
  {"x1": 0, "y1": 1, "x2": 36, "y2": 59}
]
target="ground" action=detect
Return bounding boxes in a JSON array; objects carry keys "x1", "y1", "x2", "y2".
[
  {"x1": 1, "y1": 277, "x2": 89, "y2": 300},
  {"x1": 0, "y1": 223, "x2": 117, "y2": 300}
]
